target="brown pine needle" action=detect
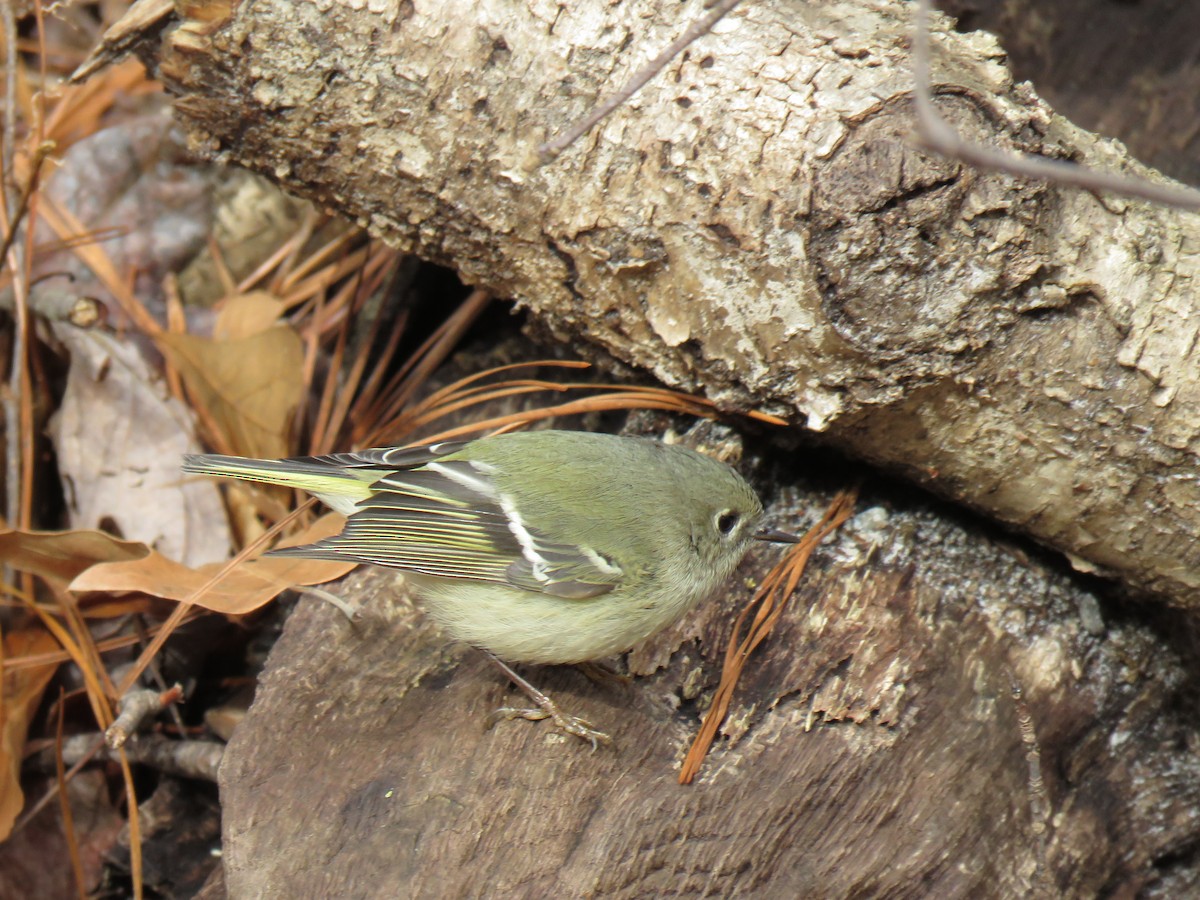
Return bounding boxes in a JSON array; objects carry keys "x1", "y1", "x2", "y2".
[
  {"x1": 53, "y1": 690, "x2": 87, "y2": 900},
  {"x1": 391, "y1": 359, "x2": 787, "y2": 447},
  {"x1": 115, "y1": 498, "x2": 317, "y2": 697},
  {"x1": 3, "y1": 616, "x2": 204, "y2": 672},
  {"x1": 679, "y1": 486, "x2": 859, "y2": 785},
  {"x1": 236, "y1": 214, "x2": 320, "y2": 294},
  {"x1": 310, "y1": 304, "x2": 350, "y2": 453},
  {"x1": 277, "y1": 225, "x2": 360, "y2": 295},
  {"x1": 116, "y1": 746, "x2": 142, "y2": 900},
  {"x1": 404, "y1": 360, "x2": 590, "y2": 420},
  {"x1": 358, "y1": 288, "x2": 494, "y2": 442}
]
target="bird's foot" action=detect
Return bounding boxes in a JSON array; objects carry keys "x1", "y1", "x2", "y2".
[
  {"x1": 482, "y1": 650, "x2": 614, "y2": 750},
  {"x1": 487, "y1": 704, "x2": 612, "y2": 750}
]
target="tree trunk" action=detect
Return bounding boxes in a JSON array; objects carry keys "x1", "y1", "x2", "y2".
[{"x1": 217, "y1": 478, "x2": 1200, "y2": 897}]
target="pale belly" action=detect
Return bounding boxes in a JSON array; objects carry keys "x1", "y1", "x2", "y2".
[{"x1": 407, "y1": 575, "x2": 708, "y2": 665}]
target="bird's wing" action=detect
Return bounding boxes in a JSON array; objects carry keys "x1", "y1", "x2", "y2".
[
  {"x1": 305, "y1": 440, "x2": 472, "y2": 471},
  {"x1": 270, "y1": 448, "x2": 622, "y2": 599}
]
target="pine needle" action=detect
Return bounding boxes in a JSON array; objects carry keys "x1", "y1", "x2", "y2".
[{"x1": 679, "y1": 486, "x2": 858, "y2": 785}]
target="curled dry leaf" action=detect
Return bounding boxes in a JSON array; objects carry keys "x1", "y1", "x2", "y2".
[
  {"x1": 0, "y1": 629, "x2": 62, "y2": 841},
  {"x1": 0, "y1": 514, "x2": 352, "y2": 615},
  {"x1": 68, "y1": 513, "x2": 354, "y2": 614},
  {"x1": 48, "y1": 325, "x2": 233, "y2": 568},
  {"x1": 0, "y1": 529, "x2": 149, "y2": 589},
  {"x1": 160, "y1": 291, "x2": 304, "y2": 461}
]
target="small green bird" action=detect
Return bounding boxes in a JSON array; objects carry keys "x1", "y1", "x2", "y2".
[{"x1": 184, "y1": 430, "x2": 795, "y2": 744}]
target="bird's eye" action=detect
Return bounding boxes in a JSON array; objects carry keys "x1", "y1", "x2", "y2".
[{"x1": 716, "y1": 510, "x2": 740, "y2": 536}]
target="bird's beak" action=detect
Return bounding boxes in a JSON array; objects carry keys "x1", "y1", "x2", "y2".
[{"x1": 754, "y1": 526, "x2": 802, "y2": 543}]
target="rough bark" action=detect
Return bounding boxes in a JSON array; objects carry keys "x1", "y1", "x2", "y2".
[
  {"x1": 218, "y1": 486, "x2": 1200, "y2": 897},
  {"x1": 144, "y1": 0, "x2": 1200, "y2": 610}
]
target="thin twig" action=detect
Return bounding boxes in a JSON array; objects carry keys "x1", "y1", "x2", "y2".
[
  {"x1": 1, "y1": 0, "x2": 17, "y2": 223},
  {"x1": 2, "y1": 0, "x2": 26, "y2": 595},
  {"x1": 913, "y1": 0, "x2": 1200, "y2": 211},
  {"x1": 106, "y1": 684, "x2": 184, "y2": 749},
  {"x1": 537, "y1": 0, "x2": 744, "y2": 164},
  {"x1": 33, "y1": 732, "x2": 224, "y2": 782}
]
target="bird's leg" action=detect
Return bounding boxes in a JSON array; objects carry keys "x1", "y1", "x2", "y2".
[{"x1": 482, "y1": 650, "x2": 613, "y2": 750}]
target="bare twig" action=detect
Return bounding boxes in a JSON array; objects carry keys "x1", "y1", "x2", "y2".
[
  {"x1": 35, "y1": 732, "x2": 224, "y2": 782},
  {"x1": 537, "y1": 0, "x2": 744, "y2": 164},
  {"x1": 1, "y1": 0, "x2": 25, "y2": 596},
  {"x1": 106, "y1": 684, "x2": 185, "y2": 749},
  {"x1": 132, "y1": 616, "x2": 189, "y2": 736},
  {"x1": 70, "y1": 0, "x2": 175, "y2": 84},
  {"x1": 1, "y1": 0, "x2": 16, "y2": 223},
  {"x1": 913, "y1": 0, "x2": 1200, "y2": 211}
]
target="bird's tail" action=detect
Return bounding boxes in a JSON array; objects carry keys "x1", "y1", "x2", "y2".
[{"x1": 182, "y1": 454, "x2": 374, "y2": 514}]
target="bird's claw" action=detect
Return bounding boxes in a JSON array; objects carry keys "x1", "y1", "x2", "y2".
[{"x1": 488, "y1": 705, "x2": 613, "y2": 751}]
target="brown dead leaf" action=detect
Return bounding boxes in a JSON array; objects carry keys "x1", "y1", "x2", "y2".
[
  {"x1": 1, "y1": 628, "x2": 62, "y2": 841},
  {"x1": 20, "y1": 115, "x2": 213, "y2": 328},
  {"x1": 0, "y1": 529, "x2": 149, "y2": 589},
  {"x1": 212, "y1": 291, "x2": 289, "y2": 340},
  {"x1": 160, "y1": 303, "x2": 304, "y2": 461},
  {"x1": 48, "y1": 326, "x2": 234, "y2": 567},
  {"x1": 69, "y1": 514, "x2": 355, "y2": 614},
  {"x1": 0, "y1": 514, "x2": 353, "y2": 616}
]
